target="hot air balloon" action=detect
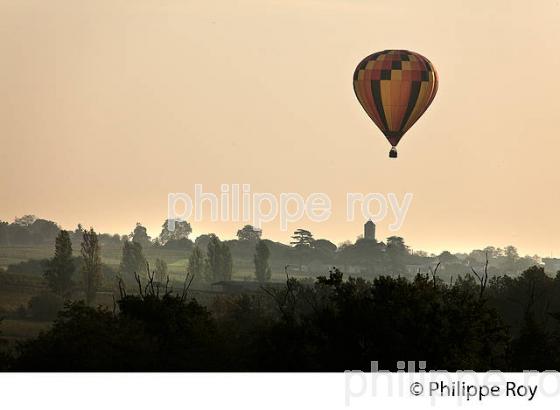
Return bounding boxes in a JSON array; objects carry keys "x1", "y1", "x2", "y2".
[{"x1": 353, "y1": 50, "x2": 438, "y2": 158}]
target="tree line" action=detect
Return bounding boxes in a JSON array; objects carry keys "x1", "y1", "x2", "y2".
[
  {"x1": 0, "y1": 215, "x2": 550, "y2": 281},
  {"x1": 39, "y1": 227, "x2": 272, "y2": 299},
  {"x1": 3, "y1": 264, "x2": 560, "y2": 371}
]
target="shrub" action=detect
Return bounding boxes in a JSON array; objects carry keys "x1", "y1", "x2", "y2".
[
  {"x1": 28, "y1": 293, "x2": 64, "y2": 321},
  {"x1": 6, "y1": 259, "x2": 49, "y2": 276}
]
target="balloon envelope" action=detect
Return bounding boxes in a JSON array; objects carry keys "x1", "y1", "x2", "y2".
[{"x1": 353, "y1": 50, "x2": 438, "y2": 148}]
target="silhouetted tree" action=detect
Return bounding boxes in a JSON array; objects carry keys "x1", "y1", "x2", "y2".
[
  {"x1": 130, "y1": 222, "x2": 151, "y2": 247},
  {"x1": 503, "y1": 245, "x2": 520, "y2": 273},
  {"x1": 313, "y1": 239, "x2": 337, "y2": 253},
  {"x1": 154, "y1": 258, "x2": 168, "y2": 283},
  {"x1": 290, "y1": 229, "x2": 314, "y2": 248},
  {"x1": 438, "y1": 250, "x2": 459, "y2": 264},
  {"x1": 69, "y1": 224, "x2": 85, "y2": 248},
  {"x1": 0, "y1": 220, "x2": 8, "y2": 246},
  {"x1": 14, "y1": 284, "x2": 217, "y2": 371},
  {"x1": 43, "y1": 230, "x2": 75, "y2": 297},
  {"x1": 206, "y1": 235, "x2": 232, "y2": 282},
  {"x1": 159, "y1": 219, "x2": 192, "y2": 244},
  {"x1": 194, "y1": 234, "x2": 212, "y2": 251},
  {"x1": 386, "y1": 236, "x2": 408, "y2": 253},
  {"x1": 0, "y1": 319, "x2": 11, "y2": 370},
  {"x1": 188, "y1": 245, "x2": 206, "y2": 279},
  {"x1": 237, "y1": 225, "x2": 262, "y2": 241},
  {"x1": 119, "y1": 240, "x2": 147, "y2": 280},
  {"x1": 81, "y1": 228, "x2": 102, "y2": 305},
  {"x1": 11, "y1": 265, "x2": 560, "y2": 372},
  {"x1": 221, "y1": 244, "x2": 233, "y2": 281},
  {"x1": 254, "y1": 241, "x2": 271, "y2": 282},
  {"x1": 14, "y1": 215, "x2": 36, "y2": 226},
  {"x1": 0, "y1": 215, "x2": 60, "y2": 245},
  {"x1": 511, "y1": 310, "x2": 557, "y2": 370},
  {"x1": 385, "y1": 236, "x2": 409, "y2": 274},
  {"x1": 29, "y1": 219, "x2": 60, "y2": 244}
]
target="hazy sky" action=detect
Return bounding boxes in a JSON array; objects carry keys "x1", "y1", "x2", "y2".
[{"x1": 1, "y1": 0, "x2": 560, "y2": 256}]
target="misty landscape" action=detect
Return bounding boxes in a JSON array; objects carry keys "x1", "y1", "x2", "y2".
[
  {"x1": 1, "y1": 215, "x2": 559, "y2": 371},
  {"x1": 2, "y1": 4, "x2": 560, "y2": 402}
]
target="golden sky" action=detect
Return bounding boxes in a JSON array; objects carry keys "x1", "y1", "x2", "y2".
[{"x1": 1, "y1": 0, "x2": 560, "y2": 256}]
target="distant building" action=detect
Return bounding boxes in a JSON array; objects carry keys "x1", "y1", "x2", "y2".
[{"x1": 364, "y1": 220, "x2": 376, "y2": 241}]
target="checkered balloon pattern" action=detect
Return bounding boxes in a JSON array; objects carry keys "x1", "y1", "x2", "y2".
[{"x1": 353, "y1": 50, "x2": 438, "y2": 147}]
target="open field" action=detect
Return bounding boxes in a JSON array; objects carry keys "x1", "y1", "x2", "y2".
[
  {"x1": 0, "y1": 246, "x2": 54, "y2": 268},
  {"x1": 0, "y1": 244, "x2": 307, "y2": 346},
  {"x1": 0, "y1": 319, "x2": 52, "y2": 342},
  {"x1": 0, "y1": 245, "x2": 189, "y2": 274},
  {"x1": 0, "y1": 287, "x2": 39, "y2": 313},
  {"x1": 0, "y1": 245, "x2": 289, "y2": 280}
]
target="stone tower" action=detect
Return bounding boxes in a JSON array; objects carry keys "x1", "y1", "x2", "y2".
[{"x1": 364, "y1": 220, "x2": 376, "y2": 241}]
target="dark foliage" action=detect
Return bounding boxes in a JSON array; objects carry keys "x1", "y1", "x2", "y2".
[
  {"x1": 28, "y1": 293, "x2": 64, "y2": 321},
  {"x1": 5, "y1": 259, "x2": 49, "y2": 277},
  {"x1": 15, "y1": 290, "x2": 217, "y2": 371},
  {"x1": 43, "y1": 230, "x2": 75, "y2": 297},
  {"x1": 0, "y1": 216, "x2": 60, "y2": 246},
  {"x1": 162, "y1": 238, "x2": 194, "y2": 251},
  {"x1": 7, "y1": 266, "x2": 560, "y2": 371}
]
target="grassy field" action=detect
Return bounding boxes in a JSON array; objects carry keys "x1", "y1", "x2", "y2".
[
  {"x1": 0, "y1": 245, "x2": 189, "y2": 273},
  {"x1": 0, "y1": 244, "x2": 282, "y2": 280},
  {"x1": 0, "y1": 246, "x2": 54, "y2": 268},
  {"x1": 0, "y1": 245, "x2": 243, "y2": 273},
  {"x1": 0, "y1": 319, "x2": 51, "y2": 342},
  {"x1": 0, "y1": 287, "x2": 39, "y2": 312},
  {"x1": 0, "y1": 242, "x2": 302, "y2": 345}
]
